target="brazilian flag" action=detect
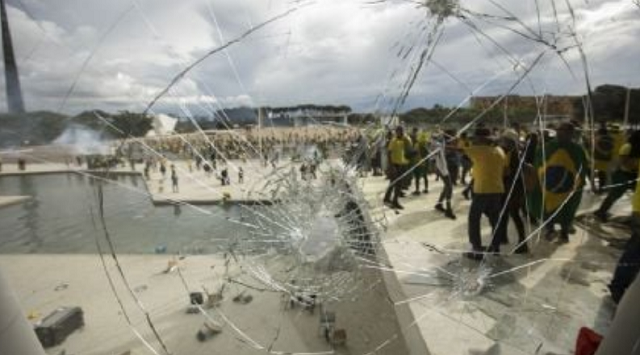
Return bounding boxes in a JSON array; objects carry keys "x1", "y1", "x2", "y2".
[
  {"x1": 594, "y1": 135, "x2": 614, "y2": 162},
  {"x1": 533, "y1": 140, "x2": 589, "y2": 226}
]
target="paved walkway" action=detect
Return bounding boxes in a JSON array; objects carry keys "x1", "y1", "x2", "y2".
[
  {"x1": 360, "y1": 174, "x2": 625, "y2": 355},
  {"x1": 143, "y1": 159, "x2": 288, "y2": 205},
  {"x1": 0, "y1": 160, "x2": 310, "y2": 205}
]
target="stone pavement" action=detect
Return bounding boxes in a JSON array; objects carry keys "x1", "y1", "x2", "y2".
[{"x1": 359, "y1": 174, "x2": 626, "y2": 355}]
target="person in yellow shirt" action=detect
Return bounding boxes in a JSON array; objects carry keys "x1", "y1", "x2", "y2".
[
  {"x1": 411, "y1": 129, "x2": 429, "y2": 195},
  {"x1": 463, "y1": 127, "x2": 509, "y2": 260},
  {"x1": 608, "y1": 160, "x2": 640, "y2": 304},
  {"x1": 610, "y1": 124, "x2": 626, "y2": 164},
  {"x1": 594, "y1": 131, "x2": 640, "y2": 222},
  {"x1": 383, "y1": 126, "x2": 411, "y2": 210}
]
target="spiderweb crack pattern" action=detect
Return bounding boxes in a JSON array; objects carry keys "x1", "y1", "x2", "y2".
[{"x1": 2, "y1": 0, "x2": 635, "y2": 354}]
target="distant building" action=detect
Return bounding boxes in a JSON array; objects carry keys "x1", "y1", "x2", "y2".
[
  {"x1": 266, "y1": 108, "x2": 350, "y2": 127},
  {"x1": 470, "y1": 95, "x2": 578, "y2": 118},
  {"x1": 146, "y1": 113, "x2": 177, "y2": 137}
]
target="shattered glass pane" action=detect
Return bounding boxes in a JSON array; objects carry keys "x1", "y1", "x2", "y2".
[{"x1": 0, "y1": 0, "x2": 639, "y2": 354}]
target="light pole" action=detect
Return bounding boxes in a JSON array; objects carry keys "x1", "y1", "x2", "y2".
[{"x1": 0, "y1": 0, "x2": 25, "y2": 113}]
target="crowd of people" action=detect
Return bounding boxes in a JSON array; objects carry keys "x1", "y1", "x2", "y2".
[
  {"x1": 116, "y1": 126, "x2": 360, "y2": 163},
  {"x1": 370, "y1": 121, "x2": 640, "y2": 284},
  {"x1": 104, "y1": 126, "x2": 361, "y2": 191}
]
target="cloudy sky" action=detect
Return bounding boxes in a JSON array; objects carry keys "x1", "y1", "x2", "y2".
[{"x1": 3, "y1": 0, "x2": 640, "y2": 115}]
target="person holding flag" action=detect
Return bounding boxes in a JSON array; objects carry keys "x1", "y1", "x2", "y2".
[{"x1": 536, "y1": 122, "x2": 592, "y2": 244}]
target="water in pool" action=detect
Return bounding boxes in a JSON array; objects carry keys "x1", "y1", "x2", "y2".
[{"x1": 0, "y1": 173, "x2": 253, "y2": 254}]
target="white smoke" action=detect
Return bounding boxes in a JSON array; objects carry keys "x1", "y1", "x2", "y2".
[{"x1": 53, "y1": 124, "x2": 111, "y2": 155}]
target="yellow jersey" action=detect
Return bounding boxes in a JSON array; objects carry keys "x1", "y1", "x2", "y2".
[
  {"x1": 388, "y1": 136, "x2": 411, "y2": 166},
  {"x1": 612, "y1": 131, "x2": 626, "y2": 160},
  {"x1": 619, "y1": 143, "x2": 639, "y2": 173},
  {"x1": 457, "y1": 138, "x2": 470, "y2": 150},
  {"x1": 464, "y1": 145, "x2": 508, "y2": 194}
]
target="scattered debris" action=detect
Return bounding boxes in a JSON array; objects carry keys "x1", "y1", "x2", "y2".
[
  {"x1": 196, "y1": 320, "x2": 223, "y2": 342},
  {"x1": 162, "y1": 259, "x2": 178, "y2": 274},
  {"x1": 28, "y1": 310, "x2": 40, "y2": 320},
  {"x1": 232, "y1": 292, "x2": 253, "y2": 305},
  {"x1": 54, "y1": 283, "x2": 69, "y2": 292},
  {"x1": 185, "y1": 292, "x2": 205, "y2": 314},
  {"x1": 203, "y1": 286, "x2": 224, "y2": 308},
  {"x1": 35, "y1": 307, "x2": 84, "y2": 348},
  {"x1": 288, "y1": 292, "x2": 317, "y2": 313},
  {"x1": 133, "y1": 285, "x2": 148, "y2": 293},
  {"x1": 190, "y1": 292, "x2": 204, "y2": 305},
  {"x1": 329, "y1": 329, "x2": 347, "y2": 346}
]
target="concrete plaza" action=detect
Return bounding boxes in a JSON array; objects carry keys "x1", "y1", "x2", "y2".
[{"x1": 0, "y1": 159, "x2": 631, "y2": 355}]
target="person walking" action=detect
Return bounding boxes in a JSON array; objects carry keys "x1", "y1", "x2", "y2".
[
  {"x1": 411, "y1": 129, "x2": 429, "y2": 195},
  {"x1": 383, "y1": 126, "x2": 411, "y2": 210},
  {"x1": 537, "y1": 123, "x2": 592, "y2": 244},
  {"x1": 463, "y1": 127, "x2": 508, "y2": 260},
  {"x1": 160, "y1": 161, "x2": 167, "y2": 177},
  {"x1": 497, "y1": 129, "x2": 528, "y2": 253},
  {"x1": 433, "y1": 133, "x2": 456, "y2": 219},
  {"x1": 594, "y1": 130, "x2": 640, "y2": 222},
  {"x1": 171, "y1": 165, "x2": 179, "y2": 193}
]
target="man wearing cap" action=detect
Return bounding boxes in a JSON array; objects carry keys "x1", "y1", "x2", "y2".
[
  {"x1": 383, "y1": 126, "x2": 411, "y2": 210},
  {"x1": 463, "y1": 127, "x2": 509, "y2": 260},
  {"x1": 536, "y1": 122, "x2": 591, "y2": 244}
]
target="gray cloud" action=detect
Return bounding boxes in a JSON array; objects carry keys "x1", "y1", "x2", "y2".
[{"x1": 1, "y1": 0, "x2": 639, "y2": 115}]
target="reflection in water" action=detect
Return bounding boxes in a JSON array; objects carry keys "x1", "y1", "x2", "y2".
[{"x1": 19, "y1": 176, "x2": 42, "y2": 252}]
